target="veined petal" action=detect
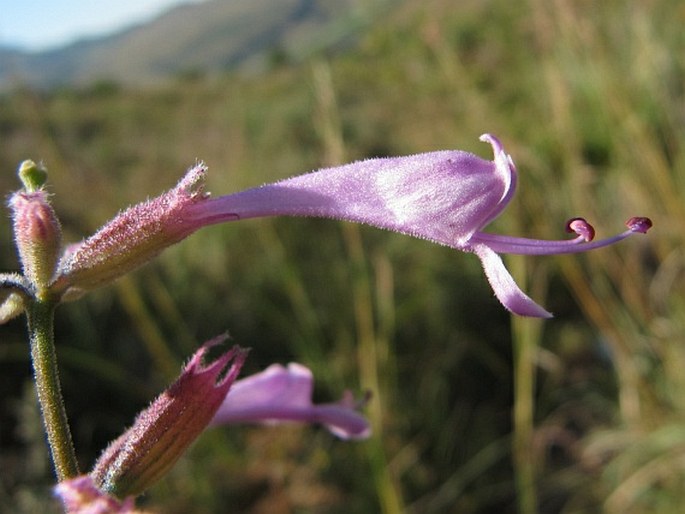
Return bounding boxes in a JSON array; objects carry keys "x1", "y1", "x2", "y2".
[
  {"x1": 211, "y1": 363, "x2": 371, "y2": 440},
  {"x1": 471, "y1": 243, "x2": 553, "y2": 318}
]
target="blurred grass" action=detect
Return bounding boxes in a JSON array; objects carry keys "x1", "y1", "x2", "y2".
[{"x1": 1, "y1": 0, "x2": 684, "y2": 512}]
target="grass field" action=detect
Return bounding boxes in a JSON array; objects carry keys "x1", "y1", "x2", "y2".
[{"x1": 1, "y1": 0, "x2": 683, "y2": 512}]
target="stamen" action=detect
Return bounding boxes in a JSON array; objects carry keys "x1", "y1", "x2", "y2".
[
  {"x1": 470, "y1": 231, "x2": 587, "y2": 254},
  {"x1": 470, "y1": 216, "x2": 651, "y2": 256}
]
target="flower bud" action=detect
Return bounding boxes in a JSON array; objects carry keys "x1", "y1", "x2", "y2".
[
  {"x1": 0, "y1": 293, "x2": 26, "y2": 324},
  {"x1": 9, "y1": 187, "x2": 62, "y2": 291},
  {"x1": 18, "y1": 160, "x2": 48, "y2": 192},
  {"x1": 91, "y1": 337, "x2": 247, "y2": 498},
  {"x1": 0, "y1": 273, "x2": 32, "y2": 324}
]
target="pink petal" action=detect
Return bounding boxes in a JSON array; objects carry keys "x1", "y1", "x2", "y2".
[{"x1": 471, "y1": 243, "x2": 553, "y2": 318}]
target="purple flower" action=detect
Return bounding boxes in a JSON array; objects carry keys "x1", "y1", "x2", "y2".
[
  {"x1": 53, "y1": 134, "x2": 651, "y2": 317},
  {"x1": 211, "y1": 362, "x2": 371, "y2": 440},
  {"x1": 90, "y1": 338, "x2": 369, "y2": 498},
  {"x1": 185, "y1": 134, "x2": 651, "y2": 317}
]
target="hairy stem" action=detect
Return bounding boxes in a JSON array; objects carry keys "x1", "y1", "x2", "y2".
[{"x1": 27, "y1": 299, "x2": 79, "y2": 480}]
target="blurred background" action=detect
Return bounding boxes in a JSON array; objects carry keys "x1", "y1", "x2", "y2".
[{"x1": 0, "y1": 0, "x2": 683, "y2": 512}]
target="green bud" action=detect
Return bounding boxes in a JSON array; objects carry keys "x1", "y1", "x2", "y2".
[{"x1": 18, "y1": 160, "x2": 48, "y2": 192}]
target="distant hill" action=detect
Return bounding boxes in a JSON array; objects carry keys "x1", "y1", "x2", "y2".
[{"x1": 0, "y1": 0, "x2": 393, "y2": 90}]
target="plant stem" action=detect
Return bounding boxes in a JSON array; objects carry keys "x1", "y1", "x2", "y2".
[{"x1": 27, "y1": 299, "x2": 79, "y2": 480}]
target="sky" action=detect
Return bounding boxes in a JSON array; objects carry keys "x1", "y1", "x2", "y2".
[{"x1": 1, "y1": 0, "x2": 201, "y2": 51}]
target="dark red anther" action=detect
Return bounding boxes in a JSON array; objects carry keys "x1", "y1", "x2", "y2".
[
  {"x1": 626, "y1": 217, "x2": 652, "y2": 234},
  {"x1": 565, "y1": 217, "x2": 595, "y2": 242}
]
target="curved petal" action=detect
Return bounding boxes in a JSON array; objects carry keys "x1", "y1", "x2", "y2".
[
  {"x1": 477, "y1": 134, "x2": 517, "y2": 227},
  {"x1": 471, "y1": 243, "x2": 553, "y2": 318}
]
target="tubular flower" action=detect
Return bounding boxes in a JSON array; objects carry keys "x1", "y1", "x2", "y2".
[
  {"x1": 53, "y1": 134, "x2": 651, "y2": 316},
  {"x1": 184, "y1": 134, "x2": 651, "y2": 317},
  {"x1": 211, "y1": 363, "x2": 371, "y2": 440},
  {"x1": 90, "y1": 338, "x2": 369, "y2": 499}
]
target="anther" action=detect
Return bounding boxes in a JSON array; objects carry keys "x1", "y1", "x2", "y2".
[
  {"x1": 565, "y1": 217, "x2": 595, "y2": 242},
  {"x1": 626, "y1": 217, "x2": 652, "y2": 234}
]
